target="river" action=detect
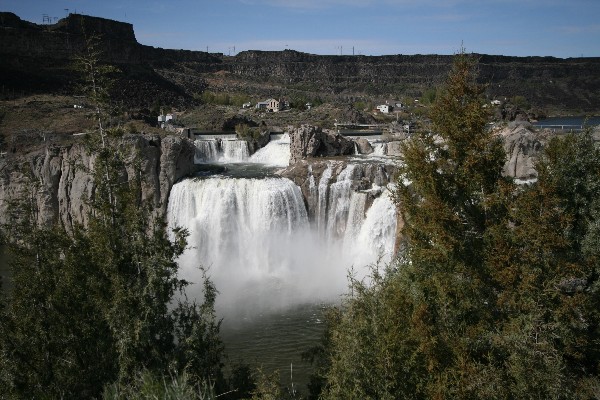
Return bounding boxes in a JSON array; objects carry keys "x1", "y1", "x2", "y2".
[{"x1": 220, "y1": 302, "x2": 328, "y2": 391}]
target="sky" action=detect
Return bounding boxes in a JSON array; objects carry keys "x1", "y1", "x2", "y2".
[{"x1": 1, "y1": 0, "x2": 599, "y2": 58}]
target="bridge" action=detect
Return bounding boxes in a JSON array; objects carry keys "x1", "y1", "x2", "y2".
[
  {"x1": 334, "y1": 122, "x2": 388, "y2": 130},
  {"x1": 534, "y1": 124, "x2": 599, "y2": 132}
]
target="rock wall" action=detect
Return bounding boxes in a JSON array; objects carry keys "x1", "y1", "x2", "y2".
[
  {"x1": 279, "y1": 159, "x2": 397, "y2": 219},
  {"x1": 288, "y1": 125, "x2": 354, "y2": 164},
  {"x1": 499, "y1": 124, "x2": 549, "y2": 181},
  {"x1": 2, "y1": 13, "x2": 600, "y2": 113},
  {"x1": 0, "y1": 12, "x2": 222, "y2": 65},
  {"x1": 0, "y1": 134, "x2": 197, "y2": 229}
]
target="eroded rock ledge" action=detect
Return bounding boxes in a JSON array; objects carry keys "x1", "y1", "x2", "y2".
[
  {"x1": 288, "y1": 124, "x2": 355, "y2": 164},
  {"x1": 0, "y1": 134, "x2": 196, "y2": 229}
]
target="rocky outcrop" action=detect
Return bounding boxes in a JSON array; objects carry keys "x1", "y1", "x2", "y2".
[
  {"x1": 385, "y1": 141, "x2": 403, "y2": 157},
  {"x1": 355, "y1": 138, "x2": 373, "y2": 154},
  {"x1": 499, "y1": 124, "x2": 549, "y2": 180},
  {"x1": 288, "y1": 125, "x2": 354, "y2": 164},
  {"x1": 279, "y1": 159, "x2": 398, "y2": 220},
  {"x1": 0, "y1": 134, "x2": 196, "y2": 229}
]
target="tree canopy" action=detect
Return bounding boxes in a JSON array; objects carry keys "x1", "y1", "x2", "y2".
[
  {"x1": 0, "y1": 36, "x2": 225, "y2": 399},
  {"x1": 321, "y1": 50, "x2": 600, "y2": 399}
]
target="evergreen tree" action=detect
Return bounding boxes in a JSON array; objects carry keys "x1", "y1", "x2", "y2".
[
  {"x1": 484, "y1": 131, "x2": 600, "y2": 398},
  {"x1": 322, "y1": 50, "x2": 600, "y2": 399},
  {"x1": 0, "y1": 34, "x2": 224, "y2": 399},
  {"x1": 0, "y1": 130, "x2": 224, "y2": 399},
  {"x1": 324, "y1": 49, "x2": 508, "y2": 399}
]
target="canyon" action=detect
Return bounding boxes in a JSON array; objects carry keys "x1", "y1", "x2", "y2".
[{"x1": 2, "y1": 12, "x2": 600, "y2": 114}]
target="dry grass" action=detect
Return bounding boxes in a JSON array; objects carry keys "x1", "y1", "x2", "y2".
[
  {"x1": 0, "y1": 94, "x2": 167, "y2": 139},
  {"x1": 0, "y1": 94, "x2": 95, "y2": 136}
]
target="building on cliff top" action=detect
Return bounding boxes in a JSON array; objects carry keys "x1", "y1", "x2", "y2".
[
  {"x1": 158, "y1": 113, "x2": 175, "y2": 129},
  {"x1": 256, "y1": 98, "x2": 283, "y2": 112}
]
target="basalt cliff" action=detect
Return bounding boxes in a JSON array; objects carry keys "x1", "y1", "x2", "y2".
[
  {"x1": 0, "y1": 134, "x2": 197, "y2": 229},
  {"x1": 1, "y1": 12, "x2": 600, "y2": 114}
]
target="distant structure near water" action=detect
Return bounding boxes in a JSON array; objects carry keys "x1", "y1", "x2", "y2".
[
  {"x1": 256, "y1": 98, "x2": 283, "y2": 112},
  {"x1": 158, "y1": 113, "x2": 175, "y2": 129},
  {"x1": 376, "y1": 104, "x2": 393, "y2": 114}
]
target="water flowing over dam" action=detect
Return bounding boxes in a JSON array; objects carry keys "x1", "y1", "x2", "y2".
[{"x1": 194, "y1": 134, "x2": 291, "y2": 167}]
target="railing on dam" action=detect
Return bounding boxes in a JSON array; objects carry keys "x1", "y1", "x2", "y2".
[{"x1": 535, "y1": 124, "x2": 586, "y2": 131}]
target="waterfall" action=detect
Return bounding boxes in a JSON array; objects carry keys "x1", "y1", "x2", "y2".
[
  {"x1": 354, "y1": 188, "x2": 397, "y2": 266},
  {"x1": 167, "y1": 163, "x2": 397, "y2": 315},
  {"x1": 194, "y1": 139, "x2": 219, "y2": 163},
  {"x1": 168, "y1": 177, "x2": 308, "y2": 267},
  {"x1": 372, "y1": 142, "x2": 387, "y2": 156},
  {"x1": 193, "y1": 136, "x2": 291, "y2": 166},
  {"x1": 309, "y1": 162, "x2": 397, "y2": 264},
  {"x1": 220, "y1": 139, "x2": 250, "y2": 162},
  {"x1": 168, "y1": 176, "x2": 338, "y2": 314},
  {"x1": 326, "y1": 164, "x2": 357, "y2": 240},
  {"x1": 316, "y1": 163, "x2": 333, "y2": 236},
  {"x1": 248, "y1": 134, "x2": 291, "y2": 167},
  {"x1": 342, "y1": 191, "x2": 367, "y2": 249},
  {"x1": 193, "y1": 139, "x2": 250, "y2": 163}
]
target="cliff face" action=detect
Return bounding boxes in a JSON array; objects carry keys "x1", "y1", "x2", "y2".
[
  {"x1": 0, "y1": 12, "x2": 138, "y2": 64},
  {"x1": 0, "y1": 134, "x2": 197, "y2": 229},
  {"x1": 224, "y1": 50, "x2": 600, "y2": 112},
  {"x1": 0, "y1": 12, "x2": 220, "y2": 107},
  {"x1": 279, "y1": 157, "x2": 398, "y2": 222},
  {"x1": 2, "y1": 12, "x2": 600, "y2": 113}
]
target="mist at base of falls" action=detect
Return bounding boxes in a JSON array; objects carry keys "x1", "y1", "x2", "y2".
[
  {"x1": 171, "y1": 134, "x2": 398, "y2": 320},
  {"x1": 167, "y1": 174, "x2": 396, "y2": 319}
]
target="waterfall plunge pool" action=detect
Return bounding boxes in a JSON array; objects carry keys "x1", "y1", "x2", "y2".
[{"x1": 171, "y1": 138, "x2": 398, "y2": 390}]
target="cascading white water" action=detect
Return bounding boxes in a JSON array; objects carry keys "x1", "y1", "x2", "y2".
[
  {"x1": 220, "y1": 139, "x2": 250, "y2": 162},
  {"x1": 168, "y1": 176, "x2": 350, "y2": 315},
  {"x1": 194, "y1": 139, "x2": 219, "y2": 163},
  {"x1": 167, "y1": 169, "x2": 397, "y2": 317},
  {"x1": 316, "y1": 163, "x2": 333, "y2": 236},
  {"x1": 193, "y1": 139, "x2": 250, "y2": 163},
  {"x1": 372, "y1": 142, "x2": 387, "y2": 156},
  {"x1": 248, "y1": 134, "x2": 291, "y2": 167},
  {"x1": 342, "y1": 191, "x2": 367, "y2": 249},
  {"x1": 354, "y1": 188, "x2": 397, "y2": 266},
  {"x1": 326, "y1": 164, "x2": 357, "y2": 240}
]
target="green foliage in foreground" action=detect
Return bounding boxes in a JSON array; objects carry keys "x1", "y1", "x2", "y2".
[
  {"x1": 320, "y1": 50, "x2": 600, "y2": 399},
  {"x1": 103, "y1": 370, "x2": 217, "y2": 400},
  {"x1": 0, "y1": 131, "x2": 225, "y2": 399}
]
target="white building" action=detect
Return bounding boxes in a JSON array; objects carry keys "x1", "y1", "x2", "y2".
[
  {"x1": 376, "y1": 104, "x2": 393, "y2": 114},
  {"x1": 158, "y1": 113, "x2": 175, "y2": 129},
  {"x1": 256, "y1": 98, "x2": 282, "y2": 112},
  {"x1": 255, "y1": 100, "x2": 269, "y2": 110}
]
